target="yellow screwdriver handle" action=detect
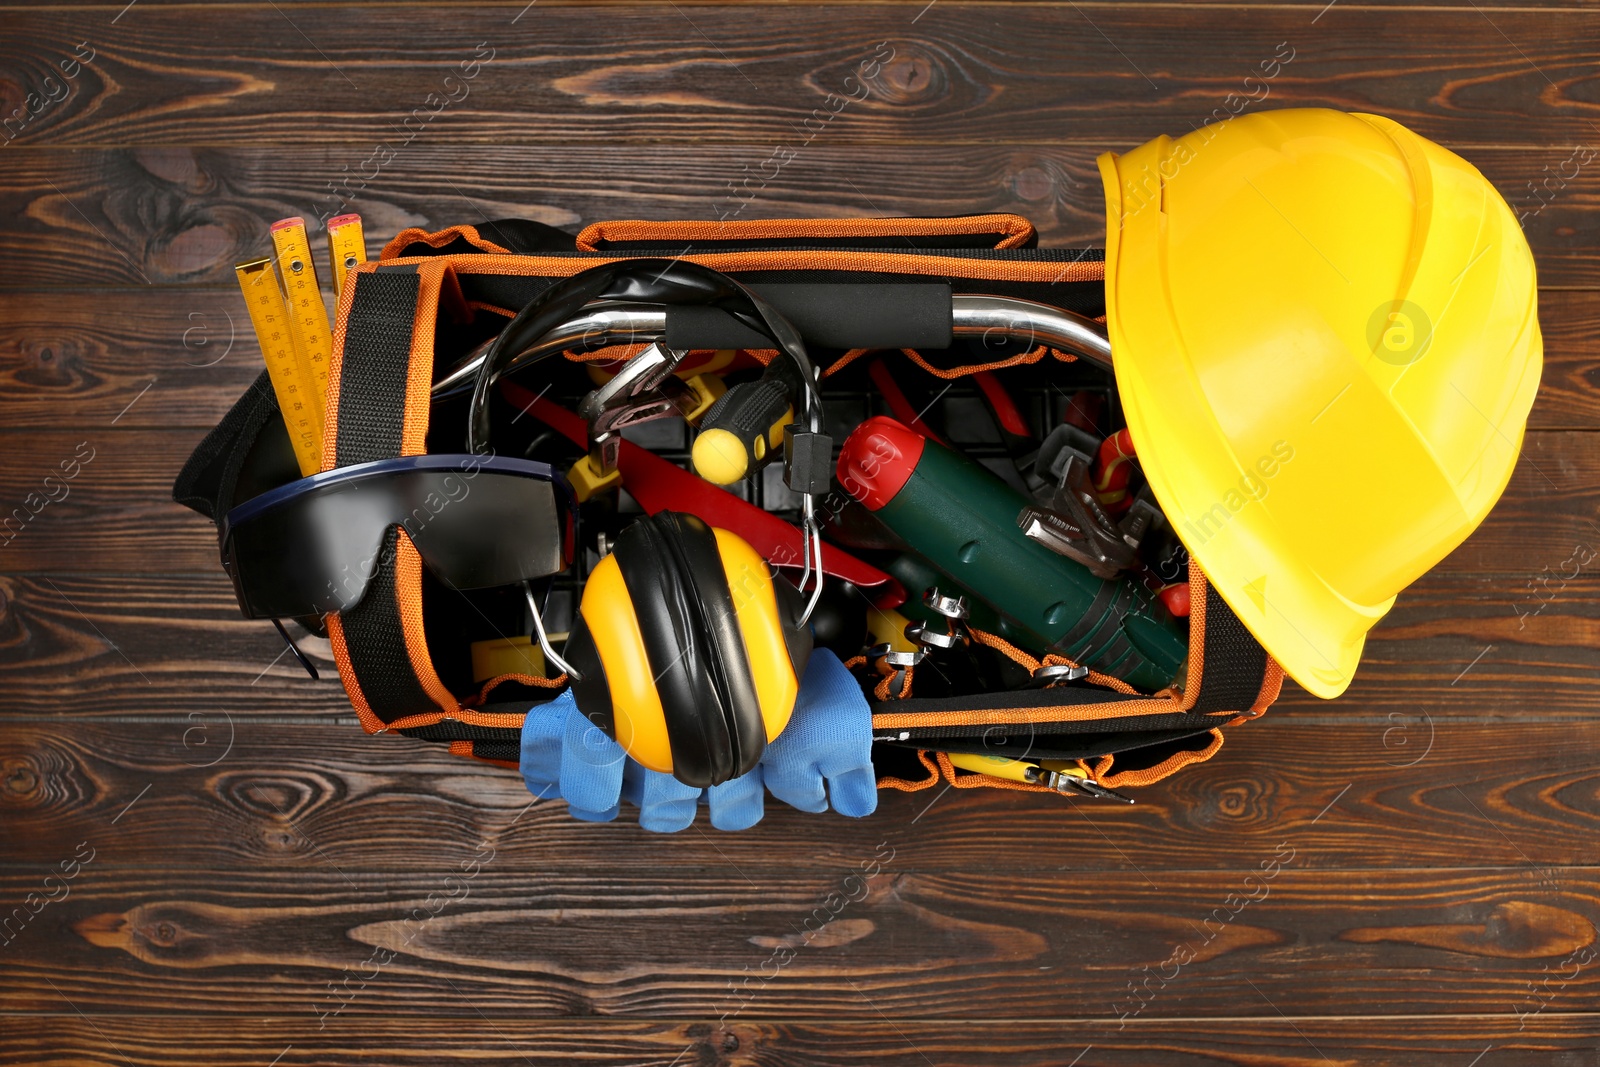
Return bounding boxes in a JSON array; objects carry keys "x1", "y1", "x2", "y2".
[{"x1": 946, "y1": 752, "x2": 1038, "y2": 785}]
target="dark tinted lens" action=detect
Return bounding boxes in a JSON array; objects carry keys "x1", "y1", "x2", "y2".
[
  {"x1": 224, "y1": 483, "x2": 393, "y2": 618},
  {"x1": 401, "y1": 469, "x2": 565, "y2": 590},
  {"x1": 222, "y1": 460, "x2": 568, "y2": 619}
]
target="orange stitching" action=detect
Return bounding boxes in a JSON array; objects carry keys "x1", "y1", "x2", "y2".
[
  {"x1": 876, "y1": 749, "x2": 941, "y2": 792},
  {"x1": 380, "y1": 249, "x2": 1106, "y2": 286},
  {"x1": 468, "y1": 672, "x2": 569, "y2": 707},
  {"x1": 821, "y1": 348, "x2": 873, "y2": 378},
  {"x1": 380, "y1": 224, "x2": 510, "y2": 260},
  {"x1": 901, "y1": 344, "x2": 1051, "y2": 380},
  {"x1": 1098, "y1": 729, "x2": 1225, "y2": 788},
  {"x1": 574, "y1": 214, "x2": 1038, "y2": 253}
]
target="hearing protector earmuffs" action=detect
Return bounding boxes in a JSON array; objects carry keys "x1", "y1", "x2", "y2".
[
  {"x1": 467, "y1": 261, "x2": 829, "y2": 786},
  {"x1": 564, "y1": 511, "x2": 813, "y2": 787}
]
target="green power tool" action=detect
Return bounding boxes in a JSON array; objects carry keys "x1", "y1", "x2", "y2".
[{"x1": 836, "y1": 416, "x2": 1187, "y2": 691}]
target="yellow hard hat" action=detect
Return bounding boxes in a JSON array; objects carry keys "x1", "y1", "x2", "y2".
[{"x1": 1098, "y1": 108, "x2": 1541, "y2": 698}]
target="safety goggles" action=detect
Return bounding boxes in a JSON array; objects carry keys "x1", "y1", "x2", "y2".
[{"x1": 219, "y1": 454, "x2": 574, "y2": 619}]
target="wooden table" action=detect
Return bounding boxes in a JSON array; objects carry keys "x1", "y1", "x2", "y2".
[{"x1": 2, "y1": 3, "x2": 1596, "y2": 1063}]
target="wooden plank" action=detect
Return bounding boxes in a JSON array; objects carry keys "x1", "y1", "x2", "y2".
[
  {"x1": 0, "y1": 289, "x2": 259, "y2": 430},
  {"x1": 1, "y1": 429, "x2": 1595, "y2": 578},
  {"x1": 1538, "y1": 289, "x2": 1600, "y2": 429},
  {"x1": 0, "y1": 142, "x2": 1593, "y2": 286},
  {"x1": 1, "y1": 567, "x2": 1596, "y2": 719},
  {"x1": 4, "y1": 7, "x2": 1598, "y2": 149},
  {"x1": 5, "y1": 0, "x2": 1591, "y2": 7},
  {"x1": 1, "y1": 715, "x2": 1597, "y2": 872},
  {"x1": 2, "y1": 1016, "x2": 1598, "y2": 1066},
  {"x1": 0, "y1": 864, "x2": 1596, "y2": 1019},
  {"x1": 0, "y1": 431, "x2": 209, "y2": 574},
  {"x1": 5, "y1": 284, "x2": 1599, "y2": 431}
]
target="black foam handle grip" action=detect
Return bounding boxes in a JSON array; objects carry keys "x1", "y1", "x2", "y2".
[{"x1": 665, "y1": 282, "x2": 953, "y2": 350}]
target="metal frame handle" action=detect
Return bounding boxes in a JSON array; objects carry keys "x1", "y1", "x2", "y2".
[{"x1": 432, "y1": 294, "x2": 1111, "y2": 398}]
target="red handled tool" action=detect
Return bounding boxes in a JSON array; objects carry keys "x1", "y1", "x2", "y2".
[{"x1": 500, "y1": 381, "x2": 905, "y2": 607}]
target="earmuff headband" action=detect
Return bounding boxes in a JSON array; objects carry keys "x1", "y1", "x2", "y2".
[{"x1": 466, "y1": 259, "x2": 824, "y2": 455}]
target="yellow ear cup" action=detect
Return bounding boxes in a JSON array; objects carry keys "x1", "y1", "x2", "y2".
[{"x1": 576, "y1": 553, "x2": 675, "y2": 774}]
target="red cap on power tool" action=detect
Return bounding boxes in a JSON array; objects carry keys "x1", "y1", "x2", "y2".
[{"x1": 836, "y1": 416, "x2": 926, "y2": 511}]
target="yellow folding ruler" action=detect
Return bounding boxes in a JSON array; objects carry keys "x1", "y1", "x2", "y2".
[
  {"x1": 270, "y1": 217, "x2": 334, "y2": 428},
  {"x1": 234, "y1": 258, "x2": 322, "y2": 475},
  {"x1": 326, "y1": 213, "x2": 367, "y2": 299}
]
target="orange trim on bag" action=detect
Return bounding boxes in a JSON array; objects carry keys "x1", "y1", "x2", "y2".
[
  {"x1": 1180, "y1": 560, "x2": 1210, "y2": 700},
  {"x1": 871, "y1": 561, "x2": 1238, "y2": 731},
  {"x1": 470, "y1": 672, "x2": 569, "y2": 706},
  {"x1": 393, "y1": 532, "x2": 463, "y2": 717},
  {"x1": 820, "y1": 348, "x2": 873, "y2": 378},
  {"x1": 467, "y1": 299, "x2": 517, "y2": 320},
  {"x1": 387, "y1": 264, "x2": 476, "y2": 719},
  {"x1": 327, "y1": 612, "x2": 386, "y2": 735},
  {"x1": 402, "y1": 264, "x2": 445, "y2": 456},
  {"x1": 876, "y1": 749, "x2": 942, "y2": 792},
  {"x1": 901, "y1": 343, "x2": 1055, "y2": 380},
  {"x1": 448, "y1": 740, "x2": 522, "y2": 771},
  {"x1": 936, "y1": 752, "x2": 1054, "y2": 794},
  {"x1": 1092, "y1": 728, "x2": 1225, "y2": 789},
  {"x1": 370, "y1": 706, "x2": 534, "y2": 733},
  {"x1": 324, "y1": 262, "x2": 472, "y2": 725},
  {"x1": 381, "y1": 224, "x2": 511, "y2": 260},
  {"x1": 1226, "y1": 657, "x2": 1285, "y2": 726},
  {"x1": 873, "y1": 659, "x2": 914, "y2": 702},
  {"x1": 574, "y1": 214, "x2": 1038, "y2": 253},
  {"x1": 564, "y1": 341, "x2": 652, "y2": 364},
  {"x1": 332, "y1": 600, "x2": 516, "y2": 734}
]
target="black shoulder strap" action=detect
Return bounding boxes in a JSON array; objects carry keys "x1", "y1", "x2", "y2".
[
  {"x1": 321, "y1": 265, "x2": 543, "y2": 752},
  {"x1": 324, "y1": 266, "x2": 449, "y2": 727}
]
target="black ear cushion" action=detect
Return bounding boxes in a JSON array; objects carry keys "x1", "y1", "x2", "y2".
[
  {"x1": 611, "y1": 513, "x2": 765, "y2": 787},
  {"x1": 563, "y1": 615, "x2": 614, "y2": 738},
  {"x1": 658, "y1": 514, "x2": 767, "y2": 780},
  {"x1": 771, "y1": 572, "x2": 815, "y2": 686}
]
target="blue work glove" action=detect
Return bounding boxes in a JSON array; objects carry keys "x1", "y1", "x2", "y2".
[
  {"x1": 557, "y1": 696, "x2": 627, "y2": 822},
  {"x1": 519, "y1": 691, "x2": 573, "y2": 803},
  {"x1": 759, "y1": 648, "x2": 877, "y2": 817},
  {"x1": 520, "y1": 688, "x2": 765, "y2": 832},
  {"x1": 621, "y1": 759, "x2": 765, "y2": 833}
]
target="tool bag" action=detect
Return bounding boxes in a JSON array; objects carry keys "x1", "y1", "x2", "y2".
[{"x1": 175, "y1": 212, "x2": 1282, "y2": 797}]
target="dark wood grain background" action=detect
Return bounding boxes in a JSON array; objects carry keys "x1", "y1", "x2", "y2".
[{"x1": 2, "y1": 3, "x2": 1598, "y2": 1064}]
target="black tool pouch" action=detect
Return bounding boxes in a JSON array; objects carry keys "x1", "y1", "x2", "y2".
[{"x1": 177, "y1": 211, "x2": 1283, "y2": 791}]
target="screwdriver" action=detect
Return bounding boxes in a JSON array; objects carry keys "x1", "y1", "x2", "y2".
[{"x1": 946, "y1": 752, "x2": 1134, "y2": 802}]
